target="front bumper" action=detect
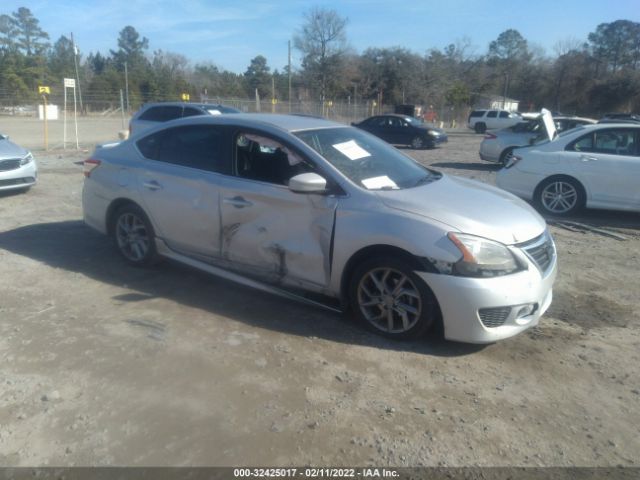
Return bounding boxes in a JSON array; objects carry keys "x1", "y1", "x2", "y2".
[
  {"x1": 417, "y1": 255, "x2": 557, "y2": 343},
  {"x1": 431, "y1": 134, "x2": 448, "y2": 145},
  {"x1": 0, "y1": 161, "x2": 37, "y2": 191}
]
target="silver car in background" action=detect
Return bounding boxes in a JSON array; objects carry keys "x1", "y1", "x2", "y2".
[
  {"x1": 83, "y1": 114, "x2": 557, "y2": 344},
  {"x1": 0, "y1": 133, "x2": 37, "y2": 192},
  {"x1": 480, "y1": 113, "x2": 596, "y2": 165}
]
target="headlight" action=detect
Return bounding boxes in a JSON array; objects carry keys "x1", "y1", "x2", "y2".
[
  {"x1": 20, "y1": 152, "x2": 33, "y2": 165},
  {"x1": 429, "y1": 130, "x2": 440, "y2": 136},
  {"x1": 446, "y1": 232, "x2": 521, "y2": 277}
]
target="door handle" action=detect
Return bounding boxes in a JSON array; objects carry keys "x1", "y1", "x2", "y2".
[
  {"x1": 580, "y1": 155, "x2": 598, "y2": 162},
  {"x1": 143, "y1": 180, "x2": 162, "y2": 191},
  {"x1": 223, "y1": 196, "x2": 253, "y2": 208}
]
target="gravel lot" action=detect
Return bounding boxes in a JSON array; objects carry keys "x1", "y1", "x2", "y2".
[{"x1": 0, "y1": 117, "x2": 639, "y2": 467}]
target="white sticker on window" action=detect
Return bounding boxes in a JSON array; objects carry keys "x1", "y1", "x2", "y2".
[
  {"x1": 361, "y1": 175, "x2": 398, "y2": 190},
  {"x1": 332, "y1": 140, "x2": 371, "y2": 160}
]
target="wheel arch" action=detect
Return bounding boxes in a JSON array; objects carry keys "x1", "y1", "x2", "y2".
[
  {"x1": 339, "y1": 244, "x2": 438, "y2": 307},
  {"x1": 533, "y1": 174, "x2": 587, "y2": 202},
  {"x1": 106, "y1": 198, "x2": 148, "y2": 236}
]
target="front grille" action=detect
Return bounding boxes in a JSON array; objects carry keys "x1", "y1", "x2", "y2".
[
  {"x1": 519, "y1": 232, "x2": 555, "y2": 273},
  {"x1": 0, "y1": 159, "x2": 21, "y2": 171},
  {"x1": 479, "y1": 307, "x2": 511, "y2": 327}
]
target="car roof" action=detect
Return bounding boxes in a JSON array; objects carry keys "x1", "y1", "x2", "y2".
[
  {"x1": 139, "y1": 102, "x2": 236, "y2": 109},
  {"x1": 143, "y1": 113, "x2": 347, "y2": 133}
]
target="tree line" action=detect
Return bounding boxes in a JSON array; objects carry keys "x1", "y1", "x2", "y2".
[{"x1": 1, "y1": 6, "x2": 639, "y2": 116}]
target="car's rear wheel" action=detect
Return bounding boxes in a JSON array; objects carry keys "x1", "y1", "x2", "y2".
[
  {"x1": 349, "y1": 257, "x2": 438, "y2": 340},
  {"x1": 410, "y1": 136, "x2": 425, "y2": 149},
  {"x1": 112, "y1": 204, "x2": 159, "y2": 266},
  {"x1": 475, "y1": 122, "x2": 486, "y2": 134},
  {"x1": 499, "y1": 147, "x2": 515, "y2": 166},
  {"x1": 535, "y1": 176, "x2": 585, "y2": 216}
]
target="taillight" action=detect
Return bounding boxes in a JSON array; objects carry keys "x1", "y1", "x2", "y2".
[
  {"x1": 84, "y1": 158, "x2": 101, "y2": 177},
  {"x1": 484, "y1": 133, "x2": 497, "y2": 140}
]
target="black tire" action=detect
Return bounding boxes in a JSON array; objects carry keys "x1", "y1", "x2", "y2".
[
  {"x1": 348, "y1": 256, "x2": 439, "y2": 340},
  {"x1": 475, "y1": 122, "x2": 486, "y2": 134},
  {"x1": 111, "y1": 204, "x2": 159, "y2": 266},
  {"x1": 410, "y1": 136, "x2": 425, "y2": 149},
  {"x1": 499, "y1": 147, "x2": 514, "y2": 166},
  {"x1": 534, "y1": 176, "x2": 585, "y2": 216}
]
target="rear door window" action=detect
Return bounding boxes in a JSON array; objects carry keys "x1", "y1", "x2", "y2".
[
  {"x1": 486, "y1": 111, "x2": 498, "y2": 118},
  {"x1": 137, "y1": 125, "x2": 231, "y2": 173}
]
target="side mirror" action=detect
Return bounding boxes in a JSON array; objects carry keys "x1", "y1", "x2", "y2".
[{"x1": 289, "y1": 173, "x2": 327, "y2": 194}]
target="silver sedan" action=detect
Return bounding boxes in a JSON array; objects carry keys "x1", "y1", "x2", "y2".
[
  {"x1": 82, "y1": 114, "x2": 557, "y2": 343},
  {"x1": 0, "y1": 133, "x2": 37, "y2": 192}
]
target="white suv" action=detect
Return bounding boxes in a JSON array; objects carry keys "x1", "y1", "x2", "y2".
[{"x1": 468, "y1": 109, "x2": 522, "y2": 133}]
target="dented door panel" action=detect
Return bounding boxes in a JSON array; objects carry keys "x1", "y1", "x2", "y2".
[{"x1": 220, "y1": 178, "x2": 338, "y2": 289}]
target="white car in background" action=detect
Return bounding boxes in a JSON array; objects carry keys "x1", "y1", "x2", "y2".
[
  {"x1": 0, "y1": 133, "x2": 37, "y2": 192},
  {"x1": 467, "y1": 109, "x2": 522, "y2": 133},
  {"x1": 480, "y1": 115, "x2": 596, "y2": 165},
  {"x1": 497, "y1": 115, "x2": 640, "y2": 215}
]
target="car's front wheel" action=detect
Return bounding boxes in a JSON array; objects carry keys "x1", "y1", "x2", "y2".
[
  {"x1": 535, "y1": 176, "x2": 585, "y2": 216},
  {"x1": 410, "y1": 136, "x2": 425, "y2": 149},
  {"x1": 112, "y1": 204, "x2": 159, "y2": 266},
  {"x1": 349, "y1": 257, "x2": 438, "y2": 340}
]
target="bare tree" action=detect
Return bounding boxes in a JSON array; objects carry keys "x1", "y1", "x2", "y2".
[{"x1": 293, "y1": 7, "x2": 348, "y2": 101}]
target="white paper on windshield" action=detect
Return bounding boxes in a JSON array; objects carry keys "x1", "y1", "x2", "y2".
[
  {"x1": 332, "y1": 140, "x2": 371, "y2": 160},
  {"x1": 361, "y1": 175, "x2": 398, "y2": 190}
]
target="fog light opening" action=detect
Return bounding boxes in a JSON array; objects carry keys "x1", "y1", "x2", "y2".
[{"x1": 515, "y1": 303, "x2": 538, "y2": 324}]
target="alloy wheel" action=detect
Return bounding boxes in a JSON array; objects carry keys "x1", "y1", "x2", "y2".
[
  {"x1": 357, "y1": 267, "x2": 422, "y2": 334},
  {"x1": 115, "y1": 212, "x2": 150, "y2": 262},
  {"x1": 541, "y1": 180, "x2": 578, "y2": 214}
]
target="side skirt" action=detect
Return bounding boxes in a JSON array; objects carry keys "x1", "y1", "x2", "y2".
[{"x1": 155, "y1": 238, "x2": 343, "y2": 314}]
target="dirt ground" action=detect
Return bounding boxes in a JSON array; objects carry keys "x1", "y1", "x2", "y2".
[{"x1": 0, "y1": 116, "x2": 638, "y2": 468}]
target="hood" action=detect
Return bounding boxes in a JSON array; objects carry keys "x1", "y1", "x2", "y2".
[
  {"x1": 0, "y1": 138, "x2": 28, "y2": 160},
  {"x1": 540, "y1": 108, "x2": 557, "y2": 141},
  {"x1": 375, "y1": 175, "x2": 546, "y2": 245}
]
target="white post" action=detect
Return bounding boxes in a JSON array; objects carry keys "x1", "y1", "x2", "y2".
[
  {"x1": 73, "y1": 83, "x2": 79, "y2": 149},
  {"x1": 63, "y1": 82, "x2": 67, "y2": 149}
]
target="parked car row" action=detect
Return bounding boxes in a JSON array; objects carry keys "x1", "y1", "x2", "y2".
[{"x1": 8, "y1": 101, "x2": 636, "y2": 345}]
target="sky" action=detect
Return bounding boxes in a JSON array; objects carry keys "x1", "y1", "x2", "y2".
[{"x1": 2, "y1": 0, "x2": 639, "y2": 73}]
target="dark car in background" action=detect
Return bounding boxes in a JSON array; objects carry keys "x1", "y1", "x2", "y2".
[
  {"x1": 598, "y1": 113, "x2": 640, "y2": 125},
  {"x1": 129, "y1": 102, "x2": 241, "y2": 135},
  {"x1": 352, "y1": 114, "x2": 447, "y2": 149}
]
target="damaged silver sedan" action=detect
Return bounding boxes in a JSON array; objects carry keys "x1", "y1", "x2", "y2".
[{"x1": 82, "y1": 114, "x2": 557, "y2": 343}]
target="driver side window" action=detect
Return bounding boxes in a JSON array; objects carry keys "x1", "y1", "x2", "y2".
[{"x1": 235, "y1": 133, "x2": 314, "y2": 186}]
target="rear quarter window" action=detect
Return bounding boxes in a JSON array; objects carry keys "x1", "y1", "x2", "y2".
[{"x1": 469, "y1": 111, "x2": 485, "y2": 118}]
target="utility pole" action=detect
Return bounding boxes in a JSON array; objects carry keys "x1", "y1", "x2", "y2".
[
  {"x1": 124, "y1": 61, "x2": 130, "y2": 113},
  {"x1": 288, "y1": 40, "x2": 292, "y2": 113},
  {"x1": 71, "y1": 32, "x2": 84, "y2": 113}
]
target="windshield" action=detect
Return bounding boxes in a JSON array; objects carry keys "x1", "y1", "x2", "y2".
[{"x1": 294, "y1": 127, "x2": 440, "y2": 190}]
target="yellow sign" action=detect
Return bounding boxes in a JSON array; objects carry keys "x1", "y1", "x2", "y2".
[
  {"x1": 271, "y1": 98, "x2": 278, "y2": 105},
  {"x1": 181, "y1": 93, "x2": 190, "y2": 101},
  {"x1": 38, "y1": 86, "x2": 50, "y2": 94}
]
